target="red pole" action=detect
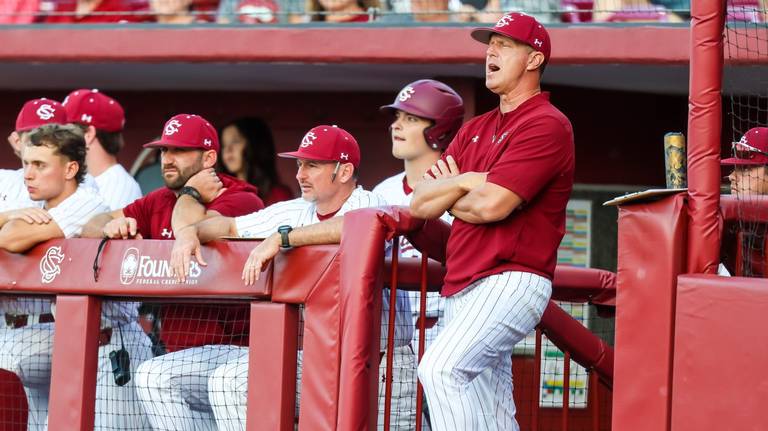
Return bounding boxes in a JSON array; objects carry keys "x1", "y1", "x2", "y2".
[
  {"x1": 414, "y1": 253, "x2": 428, "y2": 431},
  {"x1": 383, "y1": 239, "x2": 400, "y2": 431},
  {"x1": 591, "y1": 371, "x2": 600, "y2": 431},
  {"x1": 532, "y1": 328, "x2": 542, "y2": 431},
  {"x1": 562, "y1": 351, "x2": 571, "y2": 431},
  {"x1": 686, "y1": 0, "x2": 726, "y2": 274}
]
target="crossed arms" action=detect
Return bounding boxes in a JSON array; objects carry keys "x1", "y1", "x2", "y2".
[{"x1": 409, "y1": 155, "x2": 523, "y2": 224}]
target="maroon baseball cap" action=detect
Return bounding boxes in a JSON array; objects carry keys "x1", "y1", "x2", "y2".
[
  {"x1": 15, "y1": 98, "x2": 67, "y2": 132},
  {"x1": 722, "y1": 127, "x2": 768, "y2": 166},
  {"x1": 279, "y1": 125, "x2": 360, "y2": 168},
  {"x1": 63, "y1": 89, "x2": 125, "y2": 132},
  {"x1": 144, "y1": 114, "x2": 220, "y2": 152},
  {"x1": 471, "y1": 12, "x2": 551, "y2": 64}
]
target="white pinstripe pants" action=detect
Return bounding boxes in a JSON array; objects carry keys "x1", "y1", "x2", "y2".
[{"x1": 418, "y1": 272, "x2": 552, "y2": 431}]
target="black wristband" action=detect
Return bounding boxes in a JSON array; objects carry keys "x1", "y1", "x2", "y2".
[
  {"x1": 179, "y1": 186, "x2": 202, "y2": 203},
  {"x1": 278, "y1": 225, "x2": 293, "y2": 249}
]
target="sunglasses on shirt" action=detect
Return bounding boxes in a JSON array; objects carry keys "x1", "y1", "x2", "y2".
[{"x1": 732, "y1": 141, "x2": 768, "y2": 160}]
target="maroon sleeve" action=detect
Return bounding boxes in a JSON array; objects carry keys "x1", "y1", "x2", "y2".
[
  {"x1": 122, "y1": 195, "x2": 152, "y2": 238},
  {"x1": 207, "y1": 189, "x2": 265, "y2": 217},
  {"x1": 486, "y1": 115, "x2": 573, "y2": 202}
]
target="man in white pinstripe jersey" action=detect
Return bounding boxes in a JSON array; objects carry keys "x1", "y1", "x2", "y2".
[
  {"x1": 0, "y1": 124, "x2": 153, "y2": 430},
  {"x1": 167, "y1": 124, "x2": 413, "y2": 430},
  {"x1": 63, "y1": 89, "x2": 142, "y2": 210},
  {"x1": 410, "y1": 13, "x2": 575, "y2": 430}
]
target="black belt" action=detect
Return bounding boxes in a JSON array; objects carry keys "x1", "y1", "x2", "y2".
[
  {"x1": 5, "y1": 312, "x2": 55, "y2": 328},
  {"x1": 5, "y1": 313, "x2": 112, "y2": 346}
]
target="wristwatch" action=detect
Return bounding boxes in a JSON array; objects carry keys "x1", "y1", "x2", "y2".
[
  {"x1": 179, "y1": 186, "x2": 202, "y2": 203},
  {"x1": 278, "y1": 225, "x2": 293, "y2": 249}
]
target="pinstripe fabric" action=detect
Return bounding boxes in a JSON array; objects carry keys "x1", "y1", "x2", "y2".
[
  {"x1": 373, "y1": 172, "x2": 452, "y2": 352},
  {"x1": 418, "y1": 271, "x2": 551, "y2": 431},
  {"x1": 141, "y1": 186, "x2": 413, "y2": 429},
  {"x1": 235, "y1": 186, "x2": 413, "y2": 350},
  {"x1": 91, "y1": 164, "x2": 143, "y2": 210},
  {"x1": 0, "y1": 168, "x2": 35, "y2": 211}
]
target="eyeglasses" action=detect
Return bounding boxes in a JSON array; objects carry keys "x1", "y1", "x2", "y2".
[{"x1": 732, "y1": 141, "x2": 768, "y2": 159}]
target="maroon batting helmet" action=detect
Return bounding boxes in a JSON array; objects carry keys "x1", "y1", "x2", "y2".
[{"x1": 380, "y1": 79, "x2": 465, "y2": 151}]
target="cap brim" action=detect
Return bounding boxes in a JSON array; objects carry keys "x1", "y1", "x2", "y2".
[
  {"x1": 143, "y1": 139, "x2": 198, "y2": 149},
  {"x1": 721, "y1": 157, "x2": 766, "y2": 166},
  {"x1": 277, "y1": 150, "x2": 335, "y2": 163},
  {"x1": 379, "y1": 104, "x2": 397, "y2": 112},
  {"x1": 471, "y1": 28, "x2": 501, "y2": 44}
]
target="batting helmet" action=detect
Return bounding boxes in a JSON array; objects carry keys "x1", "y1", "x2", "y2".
[{"x1": 380, "y1": 79, "x2": 465, "y2": 151}]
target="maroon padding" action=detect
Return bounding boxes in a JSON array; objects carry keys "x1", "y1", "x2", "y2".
[
  {"x1": 48, "y1": 295, "x2": 101, "y2": 431},
  {"x1": 613, "y1": 194, "x2": 687, "y2": 431},
  {"x1": 539, "y1": 301, "x2": 614, "y2": 388},
  {"x1": 686, "y1": 0, "x2": 725, "y2": 274},
  {"x1": 0, "y1": 370, "x2": 27, "y2": 430},
  {"x1": 0, "y1": 239, "x2": 271, "y2": 297},
  {"x1": 246, "y1": 302, "x2": 298, "y2": 431},
  {"x1": 720, "y1": 194, "x2": 768, "y2": 222},
  {"x1": 672, "y1": 275, "x2": 768, "y2": 430}
]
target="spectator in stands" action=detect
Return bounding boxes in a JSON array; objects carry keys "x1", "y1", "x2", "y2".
[
  {"x1": 1, "y1": 98, "x2": 68, "y2": 212},
  {"x1": 63, "y1": 89, "x2": 142, "y2": 210},
  {"x1": 219, "y1": 117, "x2": 294, "y2": 205},
  {"x1": 0, "y1": 125, "x2": 153, "y2": 431},
  {"x1": 453, "y1": 0, "x2": 560, "y2": 23},
  {"x1": 217, "y1": 0, "x2": 279, "y2": 23},
  {"x1": 82, "y1": 113, "x2": 263, "y2": 431},
  {"x1": 39, "y1": 0, "x2": 151, "y2": 22},
  {"x1": 150, "y1": 0, "x2": 216, "y2": 22},
  {"x1": 306, "y1": 0, "x2": 378, "y2": 22}
]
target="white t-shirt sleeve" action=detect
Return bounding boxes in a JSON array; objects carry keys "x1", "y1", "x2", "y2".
[
  {"x1": 47, "y1": 186, "x2": 110, "y2": 238},
  {"x1": 94, "y1": 165, "x2": 143, "y2": 210}
]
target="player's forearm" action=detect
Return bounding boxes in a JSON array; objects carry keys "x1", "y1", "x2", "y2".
[
  {"x1": 285, "y1": 217, "x2": 343, "y2": 247},
  {"x1": 0, "y1": 220, "x2": 59, "y2": 253},
  {"x1": 81, "y1": 212, "x2": 115, "y2": 238},
  {"x1": 196, "y1": 216, "x2": 237, "y2": 243},
  {"x1": 450, "y1": 184, "x2": 522, "y2": 224},
  {"x1": 171, "y1": 195, "x2": 207, "y2": 233},
  {"x1": 410, "y1": 176, "x2": 468, "y2": 220}
]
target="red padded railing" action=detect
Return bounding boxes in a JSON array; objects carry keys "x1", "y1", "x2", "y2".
[{"x1": 0, "y1": 205, "x2": 615, "y2": 430}]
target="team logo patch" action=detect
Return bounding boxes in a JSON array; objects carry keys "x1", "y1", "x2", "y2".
[
  {"x1": 81, "y1": 114, "x2": 93, "y2": 123},
  {"x1": 36, "y1": 104, "x2": 56, "y2": 121},
  {"x1": 203, "y1": 138, "x2": 212, "y2": 147},
  {"x1": 164, "y1": 120, "x2": 182, "y2": 136},
  {"x1": 534, "y1": 38, "x2": 543, "y2": 47},
  {"x1": 39, "y1": 246, "x2": 65, "y2": 284},
  {"x1": 397, "y1": 86, "x2": 415, "y2": 102},
  {"x1": 340, "y1": 152, "x2": 349, "y2": 160},
  {"x1": 120, "y1": 247, "x2": 201, "y2": 285},
  {"x1": 495, "y1": 14, "x2": 514, "y2": 27},
  {"x1": 301, "y1": 131, "x2": 317, "y2": 148}
]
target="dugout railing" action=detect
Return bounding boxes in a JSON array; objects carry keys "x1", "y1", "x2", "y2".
[{"x1": 0, "y1": 206, "x2": 615, "y2": 430}]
